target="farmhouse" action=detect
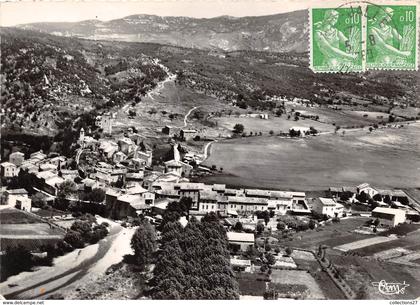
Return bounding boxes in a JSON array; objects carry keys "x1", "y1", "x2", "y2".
[
  {"x1": 9, "y1": 151, "x2": 25, "y2": 166},
  {"x1": 313, "y1": 197, "x2": 344, "y2": 218},
  {"x1": 329, "y1": 186, "x2": 357, "y2": 200},
  {"x1": 357, "y1": 183, "x2": 378, "y2": 198},
  {"x1": 372, "y1": 207, "x2": 406, "y2": 227},
  {"x1": 180, "y1": 129, "x2": 197, "y2": 141},
  {"x1": 1, "y1": 162, "x2": 18, "y2": 178},
  {"x1": 2, "y1": 189, "x2": 31, "y2": 211},
  {"x1": 164, "y1": 160, "x2": 193, "y2": 177},
  {"x1": 227, "y1": 232, "x2": 255, "y2": 252},
  {"x1": 162, "y1": 125, "x2": 179, "y2": 137},
  {"x1": 377, "y1": 189, "x2": 409, "y2": 204}
]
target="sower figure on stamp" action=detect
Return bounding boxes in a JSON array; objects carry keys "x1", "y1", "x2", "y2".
[
  {"x1": 368, "y1": 7, "x2": 411, "y2": 64},
  {"x1": 314, "y1": 10, "x2": 357, "y2": 68}
]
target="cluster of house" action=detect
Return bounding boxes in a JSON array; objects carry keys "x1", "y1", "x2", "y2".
[
  {"x1": 162, "y1": 125, "x2": 199, "y2": 141},
  {"x1": 105, "y1": 174, "x2": 312, "y2": 219},
  {"x1": 326, "y1": 183, "x2": 418, "y2": 227}
]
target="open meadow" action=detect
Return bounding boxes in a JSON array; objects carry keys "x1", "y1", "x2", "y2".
[
  {"x1": 214, "y1": 115, "x2": 334, "y2": 135},
  {"x1": 202, "y1": 122, "x2": 420, "y2": 190}
]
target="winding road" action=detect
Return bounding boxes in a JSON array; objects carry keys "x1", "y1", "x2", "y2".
[{"x1": 183, "y1": 106, "x2": 199, "y2": 128}]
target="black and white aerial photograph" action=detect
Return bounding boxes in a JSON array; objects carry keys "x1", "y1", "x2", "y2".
[{"x1": 0, "y1": 0, "x2": 419, "y2": 301}]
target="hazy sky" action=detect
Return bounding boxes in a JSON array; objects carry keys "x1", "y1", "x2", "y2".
[
  {"x1": 1, "y1": 0, "x2": 413, "y2": 26},
  {"x1": 1, "y1": 0, "x2": 313, "y2": 26}
]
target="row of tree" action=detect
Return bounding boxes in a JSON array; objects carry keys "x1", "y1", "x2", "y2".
[
  {"x1": 150, "y1": 214, "x2": 240, "y2": 299},
  {"x1": 130, "y1": 201, "x2": 240, "y2": 299}
]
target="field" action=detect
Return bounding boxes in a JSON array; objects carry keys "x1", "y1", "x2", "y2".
[
  {"x1": 214, "y1": 115, "x2": 334, "y2": 135},
  {"x1": 292, "y1": 254, "x2": 345, "y2": 299},
  {"x1": 270, "y1": 270, "x2": 324, "y2": 299},
  {"x1": 329, "y1": 254, "x2": 420, "y2": 299},
  {"x1": 201, "y1": 122, "x2": 420, "y2": 190},
  {"x1": 113, "y1": 79, "x2": 237, "y2": 139},
  {"x1": 276, "y1": 217, "x2": 371, "y2": 250},
  {"x1": 236, "y1": 273, "x2": 267, "y2": 297},
  {"x1": 0, "y1": 209, "x2": 42, "y2": 224},
  {"x1": 334, "y1": 236, "x2": 398, "y2": 252},
  {"x1": 349, "y1": 229, "x2": 420, "y2": 257},
  {"x1": 291, "y1": 106, "x2": 395, "y2": 128},
  {"x1": 0, "y1": 209, "x2": 65, "y2": 251}
]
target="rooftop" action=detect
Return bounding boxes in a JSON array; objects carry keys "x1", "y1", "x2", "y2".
[
  {"x1": 318, "y1": 197, "x2": 337, "y2": 206},
  {"x1": 1, "y1": 162, "x2": 16, "y2": 167},
  {"x1": 227, "y1": 232, "x2": 255, "y2": 243},
  {"x1": 227, "y1": 196, "x2": 268, "y2": 205},
  {"x1": 5, "y1": 188, "x2": 28, "y2": 195},
  {"x1": 372, "y1": 207, "x2": 406, "y2": 216}
]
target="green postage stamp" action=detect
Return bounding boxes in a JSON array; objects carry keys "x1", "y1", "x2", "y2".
[
  {"x1": 366, "y1": 5, "x2": 417, "y2": 70},
  {"x1": 310, "y1": 3, "x2": 418, "y2": 72},
  {"x1": 311, "y1": 7, "x2": 363, "y2": 72}
]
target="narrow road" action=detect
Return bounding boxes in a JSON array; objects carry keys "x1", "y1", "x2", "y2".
[
  {"x1": 183, "y1": 106, "x2": 199, "y2": 128},
  {"x1": 202, "y1": 139, "x2": 217, "y2": 161},
  {"x1": 1, "y1": 221, "x2": 134, "y2": 300}
]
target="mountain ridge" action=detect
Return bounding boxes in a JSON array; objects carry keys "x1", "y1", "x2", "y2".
[{"x1": 17, "y1": 10, "x2": 309, "y2": 52}]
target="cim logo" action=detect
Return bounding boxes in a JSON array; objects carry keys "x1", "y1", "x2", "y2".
[{"x1": 372, "y1": 280, "x2": 410, "y2": 295}]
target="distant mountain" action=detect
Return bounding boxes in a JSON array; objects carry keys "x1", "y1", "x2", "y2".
[{"x1": 17, "y1": 11, "x2": 309, "y2": 52}]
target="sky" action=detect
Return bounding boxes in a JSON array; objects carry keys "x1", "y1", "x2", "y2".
[
  {"x1": 1, "y1": 0, "x2": 311, "y2": 26},
  {"x1": 1, "y1": 0, "x2": 413, "y2": 26}
]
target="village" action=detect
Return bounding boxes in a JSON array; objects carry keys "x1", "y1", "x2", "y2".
[{"x1": 1, "y1": 108, "x2": 420, "y2": 300}]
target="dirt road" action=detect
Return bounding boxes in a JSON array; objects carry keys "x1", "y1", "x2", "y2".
[{"x1": 0, "y1": 220, "x2": 135, "y2": 300}]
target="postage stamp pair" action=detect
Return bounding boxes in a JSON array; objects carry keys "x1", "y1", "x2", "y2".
[{"x1": 310, "y1": 4, "x2": 418, "y2": 72}]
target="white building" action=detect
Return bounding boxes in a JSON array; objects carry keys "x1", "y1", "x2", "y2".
[
  {"x1": 357, "y1": 183, "x2": 378, "y2": 198},
  {"x1": 227, "y1": 232, "x2": 255, "y2": 252},
  {"x1": 1, "y1": 162, "x2": 18, "y2": 178},
  {"x1": 9, "y1": 151, "x2": 25, "y2": 166},
  {"x1": 313, "y1": 197, "x2": 344, "y2": 218},
  {"x1": 372, "y1": 207, "x2": 406, "y2": 227},
  {"x1": 3, "y1": 189, "x2": 31, "y2": 211}
]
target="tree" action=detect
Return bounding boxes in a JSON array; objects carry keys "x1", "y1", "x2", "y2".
[
  {"x1": 3, "y1": 245, "x2": 33, "y2": 276},
  {"x1": 373, "y1": 218, "x2": 380, "y2": 227},
  {"x1": 84, "y1": 188, "x2": 106, "y2": 203},
  {"x1": 131, "y1": 220, "x2": 157, "y2": 269},
  {"x1": 356, "y1": 191, "x2": 370, "y2": 203},
  {"x1": 31, "y1": 193, "x2": 47, "y2": 209},
  {"x1": 285, "y1": 247, "x2": 293, "y2": 257},
  {"x1": 64, "y1": 230, "x2": 84, "y2": 248},
  {"x1": 70, "y1": 220, "x2": 92, "y2": 241},
  {"x1": 309, "y1": 219, "x2": 316, "y2": 230},
  {"x1": 266, "y1": 253, "x2": 276, "y2": 266},
  {"x1": 369, "y1": 126, "x2": 374, "y2": 133},
  {"x1": 57, "y1": 180, "x2": 77, "y2": 198},
  {"x1": 276, "y1": 221, "x2": 286, "y2": 231},
  {"x1": 233, "y1": 124, "x2": 244, "y2": 134},
  {"x1": 269, "y1": 130, "x2": 274, "y2": 136},
  {"x1": 233, "y1": 221, "x2": 243, "y2": 232},
  {"x1": 256, "y1": 222, "x2": 265, "y2": 234}
]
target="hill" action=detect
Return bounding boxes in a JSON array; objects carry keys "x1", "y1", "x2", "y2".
[
  {"x1": 0, "y1": 27, "x2": 168, "y2": 134},
  {"x1": 18, "y1": 11, "x2": 309, "y2": 53},
  {"x1": 1, "y1": 27, "x2": 418, "y2": 138}
]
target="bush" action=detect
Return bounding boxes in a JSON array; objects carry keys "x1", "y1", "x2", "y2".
[
  {"x1": 285, "y1": 247, "x2": 293, "y2": 257},
  {"x1": 64, "y1": 230, "x2": 84, "y2": 248}
]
